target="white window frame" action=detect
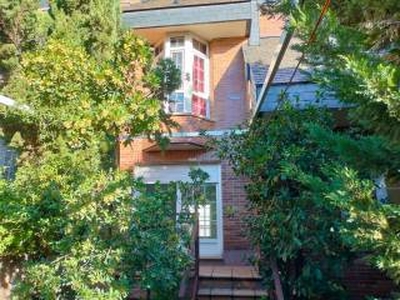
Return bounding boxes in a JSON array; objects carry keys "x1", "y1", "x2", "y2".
[
  {"x1": 161, "y1": 33, "x2": 210, "y2": 118},
  {"x1": 134, "y1": 164, "x2": 224, "y2": 258}
]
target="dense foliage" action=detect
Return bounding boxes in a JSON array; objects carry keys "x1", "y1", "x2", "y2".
[
  {"x1": 211, "y1": 104, "x2": 400, "y2": 299},
  {"x1": 0, "y1": 0, "x2": 191, "y2": 299},
  {"x1": 237, "y1": 2, "x2": 400, "y2": 297},
  {"x1": 268, "y1": 0, "x2": 400, "y2": 141},
  {"x1": 0, "y1": 0, "x2": 120, "y2": 86},
  {"x1": 0, "y1": 150, "x2": 203, "y2": 299}
]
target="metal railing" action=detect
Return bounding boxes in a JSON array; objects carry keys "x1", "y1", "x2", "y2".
[
  {"x1": 130, "y1": 210, "x2": 200, "y2": 300},
  {"x1": 179, "y1": 213, "x2": 200, "y2": 300}
]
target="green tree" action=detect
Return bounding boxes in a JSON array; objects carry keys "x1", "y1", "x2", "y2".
[
  {"x1": 0, "y1": 34, "x2": 187, "y2": 298},
  {"x1": 211, "y1": 104, "x2": 400, "y2": 299},
  {"x1": 0, "y1": 0, "x2": 50, "y2": 86},
  {"x1": 50, "y1": 0, "x2": 120, "y2": 61},
  {"x1": 0, "y1": 0, "x2": 121, "y2": 86},
  {"x1": 0, "y1": 148, "x2": 205, "y2": 299},
  {"x1": 0, "y1": 1, "x2": 188, "y2": 299},
  {"x1": 267, "y1": 0, "x2": 400, "y2": 141}
]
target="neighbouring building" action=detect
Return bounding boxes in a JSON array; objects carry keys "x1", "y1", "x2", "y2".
[{"x1": 0, "y1": 96, "x2": 16, "y2": 180}]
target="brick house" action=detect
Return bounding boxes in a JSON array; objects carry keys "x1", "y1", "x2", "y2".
[
  {"x1": 116, "y1": 0, "x2": 349, "y2": 263},
  {"x1": 117, "y1": 0, "x2": 286, "y2": 262},
  {"x1": 117, "y1": 3, "x2": 398, "y2": 298}
]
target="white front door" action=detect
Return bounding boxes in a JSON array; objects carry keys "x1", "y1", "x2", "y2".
[{"x1": 134, "y1": 165, "x2": 223, "y2": 259}]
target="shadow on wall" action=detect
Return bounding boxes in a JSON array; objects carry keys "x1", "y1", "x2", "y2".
[{"x1": 210, "y1": 37, "x2": 251, "y2": 129}]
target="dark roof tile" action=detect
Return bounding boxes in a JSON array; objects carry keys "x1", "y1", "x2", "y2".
[{"x1": 243, "y1": 36, "x2": 311, "y2": 85}]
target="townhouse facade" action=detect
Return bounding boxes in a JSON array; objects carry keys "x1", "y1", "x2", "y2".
[
  {"x1": 117, "y1": 0, "x2": 285, "y2": 262},
  {"x1": 117, "y1": 3, "x2": 399, "y2": 283}
]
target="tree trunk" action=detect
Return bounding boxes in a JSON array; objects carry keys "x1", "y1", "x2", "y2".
[
  {"x1": 270, "y1": 255, "x2": 285, "y2": 300},
  {"x1": 0, "y1": 259, "x2": 17, "y2": 300}
]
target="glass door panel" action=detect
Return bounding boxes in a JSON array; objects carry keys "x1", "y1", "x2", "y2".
[{"x1": 199, "y1": 184, "x2": 218, "y2": 239}]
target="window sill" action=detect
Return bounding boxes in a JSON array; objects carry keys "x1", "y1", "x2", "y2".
[{"x1": 169, "y1": 112, "x2": 214, "y2": 122}]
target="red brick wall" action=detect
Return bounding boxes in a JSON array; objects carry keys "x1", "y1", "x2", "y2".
[
  {"x1": 209, "y1": 37, "x2": 250, "y2": 129},
  {"x1": 221, "y1": 161, "x2": 249, "y2": 250},
  {"x1": 118, "y1": 138, "x2": 250, "y2": 251},
  {"x1": 260, "y1": 15, "x2": 285, "y2": 37},
  {"x1": 118, "y1": 36, "x2": 253, "y2": 252},
  {"x1": 344, "y1": 259, "x2": 397, "y2": 299}
]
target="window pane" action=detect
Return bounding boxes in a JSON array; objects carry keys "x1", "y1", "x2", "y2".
[
  {"x1": 170, "y1": 36, "x2": 185, "y2": 48},
  {"x1": 171, "y1": 51, "x2": 184, "y2": 88},
  {"x1": 193, "y1": 39, "x2": 207, "y2": 55},
  {"x1": 170, "y1": 92, "x2": 185, "y2": 113},
  {"x1": 171, "y1": 51, "x2": 183, "y2": 71},
  {"x1": 199, "y1": 183, "x2": 217, "y2": 239},
  {"x1": 192, "y1": 95, "x2": 207, "y2": 117},
  {"x1": 193, "y1": 55, "x2": 205, "y2": 93},
  {"x1": 180, "y1": 183, "x2": 218, "y2": 239}
]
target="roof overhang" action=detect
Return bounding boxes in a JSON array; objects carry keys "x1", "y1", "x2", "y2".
[
  {"x1": 122, "y1": 0, "x2": 260, "y2": 45},
  {"x1": 134, "y1": 21, "x2": 249, "y2": 44}
]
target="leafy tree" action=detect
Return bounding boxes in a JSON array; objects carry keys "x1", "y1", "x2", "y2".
[
  {"x1": 211, "y1": 104, "x2": 400, "y2": 299},
  {"x1": 0, "y1": 0, "x2": 50, "y2": 86},
  {"x1": 0, "y1": 148, "x2": 205, "y2": 299},
  {"x1": 49, "y1": 0, "x2": 120, "y2": 61},
  {"x1": 0, "y1": 0, "x2": 188, "y2": 299},
  {"x1": 266, "y1": 0, "x2": 400, "y2": 141},
  {"x1": 0, "y1": 33, "x2": 187, "y2": 300},
  {"x1": 0, "y1": 0, "x2": 121, "y2": 86}
]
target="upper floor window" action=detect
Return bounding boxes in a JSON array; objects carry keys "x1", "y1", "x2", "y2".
[
  {"x1": 170, "y1": 36, "x2": 185, "y2": 48},
  {"x1": 161, "y1": 34, "x2": 210, "y2": 118},
  {"x1": 193, "y1": 39, "x2": 207, "y2": 55}
]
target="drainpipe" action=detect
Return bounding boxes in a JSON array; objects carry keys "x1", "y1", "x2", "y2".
[{"x1": 0, "y1": 95, "x2": 30, "y2": 111}]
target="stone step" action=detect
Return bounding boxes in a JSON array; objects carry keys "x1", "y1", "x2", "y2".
[
  {"x1": 199, "y1": 278, "x2": 262, "y2": 290},
  {"x1": 197, "y1": 265, "x2": 267, "y2": 299},
  {"x1": 199, "y1": 266, "x2": 262, "y2": 280},
  {"x1": 197, "y1": 287, "x2": 268, "y2": 299}
]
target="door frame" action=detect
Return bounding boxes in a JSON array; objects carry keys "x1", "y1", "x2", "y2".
[{"x1": 134, "y1": 164, "x2": 224, "y2": 259}]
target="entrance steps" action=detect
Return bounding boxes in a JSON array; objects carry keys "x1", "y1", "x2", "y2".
[{"x1": 197, "y1": 265, "x2": 267, "y2": 300}]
